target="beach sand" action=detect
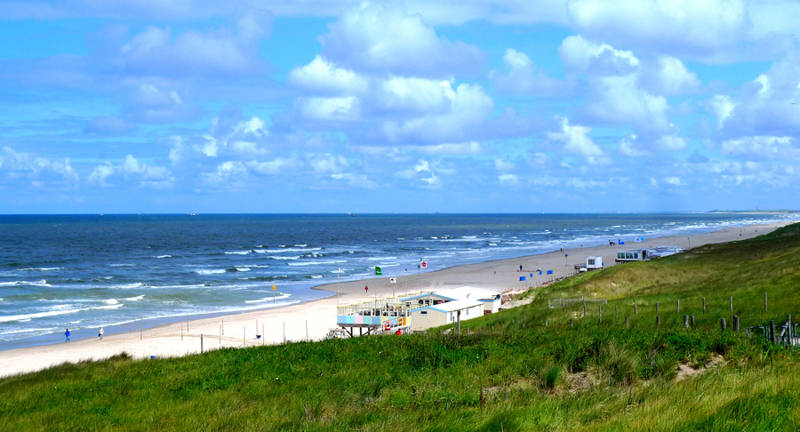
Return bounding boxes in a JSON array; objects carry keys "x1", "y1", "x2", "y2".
[{"x1": 0, "y1": 221, "x2": 792, "y2": 377}]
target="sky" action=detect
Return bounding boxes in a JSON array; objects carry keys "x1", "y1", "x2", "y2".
[{"x1": 1, "y1": 0, "x2": 800, "y2": 213}]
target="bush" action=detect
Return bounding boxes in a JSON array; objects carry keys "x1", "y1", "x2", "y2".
[{"x1": 599, "y1": 342, "x2": 640, "y2": 385}]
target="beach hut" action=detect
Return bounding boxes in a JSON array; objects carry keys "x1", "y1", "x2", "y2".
[
  {"x1": 409, "y1": 299, "x2": 484, "y2": 332},
  {"x1": 434, "y1": 286, "x2": 502, "y2": 314}
]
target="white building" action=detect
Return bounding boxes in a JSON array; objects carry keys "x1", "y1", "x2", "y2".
[
  {"x1": 434, "y1": 286, "x2": 502, "y2": 314},
  {"x1": 408, "y1": 299, "x2": 484, "y2": 332}
]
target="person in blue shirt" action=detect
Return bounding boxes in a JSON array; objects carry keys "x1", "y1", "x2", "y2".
[{"x1": 65, "y1": 328, "x2": 71, "y2": 342}]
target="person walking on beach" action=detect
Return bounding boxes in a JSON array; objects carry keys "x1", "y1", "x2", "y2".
[
  {"x1": 65, "y1": 328, "x2": 71, "y2": 342},
  {"x1": 98, "y1": 327, "x2": 104, "y2": 341}
]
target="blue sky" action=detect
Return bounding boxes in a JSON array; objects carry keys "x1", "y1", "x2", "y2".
[{"x1": 1, "y1": 0, "x2": 800, "y2": 213}]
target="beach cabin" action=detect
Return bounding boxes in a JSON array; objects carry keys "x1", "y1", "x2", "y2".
[
  {"x1": 409, "y1": 299, "x2": 484, "y2": 332},
  {"x1": 434, "y1": 286, "x2": 502, "y2": 314},
  {"x1": 586, "y1": 256, "x2": 603, "y2": 270},
  {"x1": 615, "y1": 249, "x2": 648, "y2": 263}
]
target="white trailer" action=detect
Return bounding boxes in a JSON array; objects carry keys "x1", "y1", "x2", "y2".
[{"x1": 586, "y1": 256, "x2": 603, "y2": 270}]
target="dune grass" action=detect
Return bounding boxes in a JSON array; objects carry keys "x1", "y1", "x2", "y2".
[{"x1": 2, "y1": 224, "x2": 800, "y2": 431}]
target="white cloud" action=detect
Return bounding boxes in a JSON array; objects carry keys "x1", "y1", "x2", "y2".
[
  {"x1": 330, "y1": 172, "x2": 377, "y2": 188},
  {"x1": 409, "y1": 141, "x2": 481, "y2": 155},
  {"x1": 494, "y1": 158, "x2": 515, "y2": 171},
  {"x1": 720, "y1": 136, "x2": 796, "y2": 159},
  {"x1": 319, "y1": 4, "x2": 484, "y2": 77},
  {"x1": 118, "y1": 16, "x2": 268, "y2": 76},
  {"x1": 245, "y1": 156, "x2": 302, "y2": 174},
  {"x1": 0, "y1": 146, "x2": 79, "y2": 186},
  {"x1": 310, "y1": 154, "x2": 349, "y2": 174},
  {"x1": 559, "y1": 35, "x2": 639, "y2": 74},
  {"x1": 567, "y1": 0, "x2": 750, "y2": 57},
  {"x1": 398, "y1": 159, "x2": 440, "y2": 187},
  {"x1": 89, "y1": 154, "x2": 173, "y2": 188},
  {"x1": 498, "y1": 173, "x2": 519, "y2": 185},
  {"x1": 202, "y1": 160, "x2": 248, "y2": 186},
  {"x1": 288, "y1": 55, "x2": 368, "y2": 95},
  {"x1": 655, "y1": 135, "x2": 687, "y2": 151},
  {"x1": 377, "y1": 77, "x2": 453, "y2": 113},
  {"x1": 663, "y1": 176, "x2": 683, "y2": 186},
  {"x1": 584, "y1": 74, "x2": 671, "y2": 132},
  {"x1": 196, "y1": 115, "x2": 270, "y2": 157},
  {"x1": 296, "y1": 96, "x2": 360, "y2": 122},
  {"x1": 644, "y1": 56, "x2": 700, "y2": 95},
  {"x1": 381, "y1": 82, "x2": 493, "y2": 142},
  {"x1": 493, "y1": 48, "x2": 564, "y2": 95},
  {"x1": 547, "y1": 117, "x2": 607, "y2": 164},
  {"x1": 710, "y1": 94, "x2": 735, "y2": 129},
  {"x1": 168, "y1": 136, "x2": 183, "y2": 164}
]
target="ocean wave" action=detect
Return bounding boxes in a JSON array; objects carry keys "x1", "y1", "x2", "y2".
[
  {"x1": 244, "y1": 293, "x2": 291, "y2": 304},
  {"x1": 0, "y1": 280, "x2": 51, "y2": 287},
  {"x1": 110, "y1": 282, "x2": 143, "y2": 289},
  {"x1": 225, "y1": 250, "x2": 251, "y2": 255},
  {"x1": 268, "y1": 255, "x2": 300, "y2": 260},
  {"x1": 155, "y1": 255, "x2": 172, "y2": 259},
  {"x1": 287, "y1": 260, "x2": 347, "y2": 267},
  {"x1": 231, "y1": 267, "x2": 251, "y2": 272},
  {"x1": 104, "y1": 299, "x2": 119, "y2": 305},
  {"x1": 21, "y1": 267, "x2": 62, "y2": 272},
  {"x1": 0, "y1": 303, "x2": 123, "y2": 323},
  {"x1": 109, "y1": 263, "x2": 134, "y2": 267},
  {"x1": 309, "y1": 275, "x2": 322, "y2": 279},
  {"x1": 195, "y1": 269, "x2": 226, "y2": 275},
  {"x1": 124, "y1": 295, "x2": 145, "y2": 301},
  {"x1": 264, "y1": 247, "x2": 321, "y2": 253},
  {"x1": 367, "y1": 256, "x2": 397, "y2": 261}
]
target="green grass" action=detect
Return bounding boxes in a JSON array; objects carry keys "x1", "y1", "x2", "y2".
[{"x1": 2, "y1": 224, "x2": 800, "y2": 431}]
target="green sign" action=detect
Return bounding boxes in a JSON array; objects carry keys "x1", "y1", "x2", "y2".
[{"x1": 375, "y1": 266, "x2": 382, "y2": 275}]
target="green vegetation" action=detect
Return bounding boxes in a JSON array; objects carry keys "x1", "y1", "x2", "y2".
[{"x1": 3, "y1": 224, "x2": 800, "y2": 431}]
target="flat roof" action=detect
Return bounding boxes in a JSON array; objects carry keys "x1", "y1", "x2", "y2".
[{"x1": 413, "y1": 299, "x2": 483, "y2": 313}]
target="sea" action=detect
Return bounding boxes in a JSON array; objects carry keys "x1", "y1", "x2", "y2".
[{"x1": 1, "y1": 213, "x2": 796, "y2": 349}]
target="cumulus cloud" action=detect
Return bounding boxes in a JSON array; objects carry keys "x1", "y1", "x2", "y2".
[
  {"x1": 398, "y1": 159, "x2": 441, "y2": 187},
  {"x1": 493, "y1": 48, "x2": 564, "y2": 95},
  {"x1": 319, "y1": 4, "x2": 485, "y2": 77},
  {"x1": 560, "y1": 35, "x2": 639, "y2": 74},
  {"x1": 381, "y1": 82, "x2": 493, "y2": 143},
  {"x1": 117, "y1": 11, "x2": 271, "y2": 76},
  {"x1": 567, "y1": 0, "x2": 750, "y2": 58},
  {"x1": 547, "y1": 117, "x2": 607, "y2": 164},
  {"x1": 0, "y1": 146, "x2": 79, "y2": 186},
  {"x1": 288, "y1": 55, "x2": 368, "y2": 95},
  {"x1": 642, "y1": 56, "x2": 700, "y2": 95},
  {"x1": 720, "y1": 136, "x2": 796, "y2": 159},
  {"x1": 197, "y1": 115, "x2": 270, "y2": 157},
  {"x1": 89, "y1": 154, "x2": 173, "y2": 188}
]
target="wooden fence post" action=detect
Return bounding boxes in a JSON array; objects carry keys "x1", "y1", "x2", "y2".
[
  {"x1": 656, "y1": 315, "x2": 661, "y2": 326},
  {"x1": 625, "y1": 316, "x2": 629, "y2": 328},
  {"x1": 690, "y1": 315, "x2": 695, "y2": 328},
  {"x1": 201, "y1": 334, "x2": 204, "y2": 353},
  {"x1": 583, "y1": 296, "x2": 586, "y2": 317},
  {"x1": 656, "y1": 302, "x2": 659, "y2": 314},
  {"x1": 615, "y1": 305, "x2": 618, "y2": 318},
  {"x1": 599, "y1": 304, "x2": 602, "y2": 323},
  {"x1": 676, "y1": 299, "x2": 680, "y2": 313},
  {"x1": 720, "y1": 318, "x2": 726, "y2": 330},
  {"x1": 733, "y1": 315, "x2": 740, "y2": 332},
  {"x1": 729, "y1": 296, "x2": 733, "y2": 314},
  {"x1": 702, "y1": 297, "x2": 706, "y2": 313},
  {"x1": 764, "y1": 292, "x2": 768, "y2": 313},
  {"x1": 283, "y1": 321, "x2": 286, "y2": 343},
  {"x1": 769, "y1": 320, "x2": 776, "y2": 344},
  {"x1": 684, "y1": 315, "x2": 689, "y2": 328}
]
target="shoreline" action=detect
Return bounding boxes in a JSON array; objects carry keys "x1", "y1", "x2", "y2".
[{"x1": 0, "y1": 220, "x2": 794, "y2": 378}]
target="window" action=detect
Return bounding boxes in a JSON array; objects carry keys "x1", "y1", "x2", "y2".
[{"x1": 588, "y1": 258, "x2": 595, "y2": 265}]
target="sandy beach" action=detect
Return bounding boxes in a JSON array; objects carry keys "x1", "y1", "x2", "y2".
[{"x1": 0, "y1": 221, "x2": 792, "y2": 378}]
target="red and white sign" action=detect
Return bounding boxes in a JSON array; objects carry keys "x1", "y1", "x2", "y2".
[{"x1": 420, "y1": 261, "x2": 427, "y2": 269}]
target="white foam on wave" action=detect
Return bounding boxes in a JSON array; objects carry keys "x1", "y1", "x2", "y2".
[
  {"x1": 21, "y1": 267, "x2": 62, "y2": 272},
  {"x1": 104, "y1": 299, "x2": 119, "y2": 305},
  {"x1": 310, "y1": 275, "x2": 322, "y2": 279},
  {"x1": 249, "y1": 264, "x2": 270, "y2": 268},
  {"x1": 235, "y1": 267, "x2": 251, "y2": 272},
  {"x1": 225, "y1": 250, "x2": 251, "y2": 256},
  {"x1": 125, "y1": 295, "x2": 145, "y2": 301},
  {"x1": 264, "y1": 247, "x2": 321, "y2": 253},
  {"x1": 367, "y1": 256, "x2": 397, "y2": 261},
  {"x1": 110, "y1": 282, "x2": 143, "y2": 289},
  {"x1": 155, "y1": 255, "x2": 172, "y2": 259},
  {"x1": 287, "y1": 260, "x2": 347, "y2": 267},
  {"x1": 0, "y1": 302, "x2": 123, "y2": 323},
  {"x1": 195, "y1": 269, "x2": 226, "y2": 275},
  {"x1": 0, "y1": 280, "x2": 51, "y2": 287},
  {"x1": 330, "y1": 269, "x2": 345, "y2": 274},
  {"x1": 269, "y1": 255, "x2": 300, "y2": 260},
  {"x1": 244, "y1": 293, "x2": 292, "y2": 304},
  {"x1": 109, "y1": 263, "x2": 134, "y2": 267}
]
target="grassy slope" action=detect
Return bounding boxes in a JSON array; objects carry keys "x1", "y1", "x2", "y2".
[{"x1": 2, "y1": 225, "x2": 800, "y2": 431}]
